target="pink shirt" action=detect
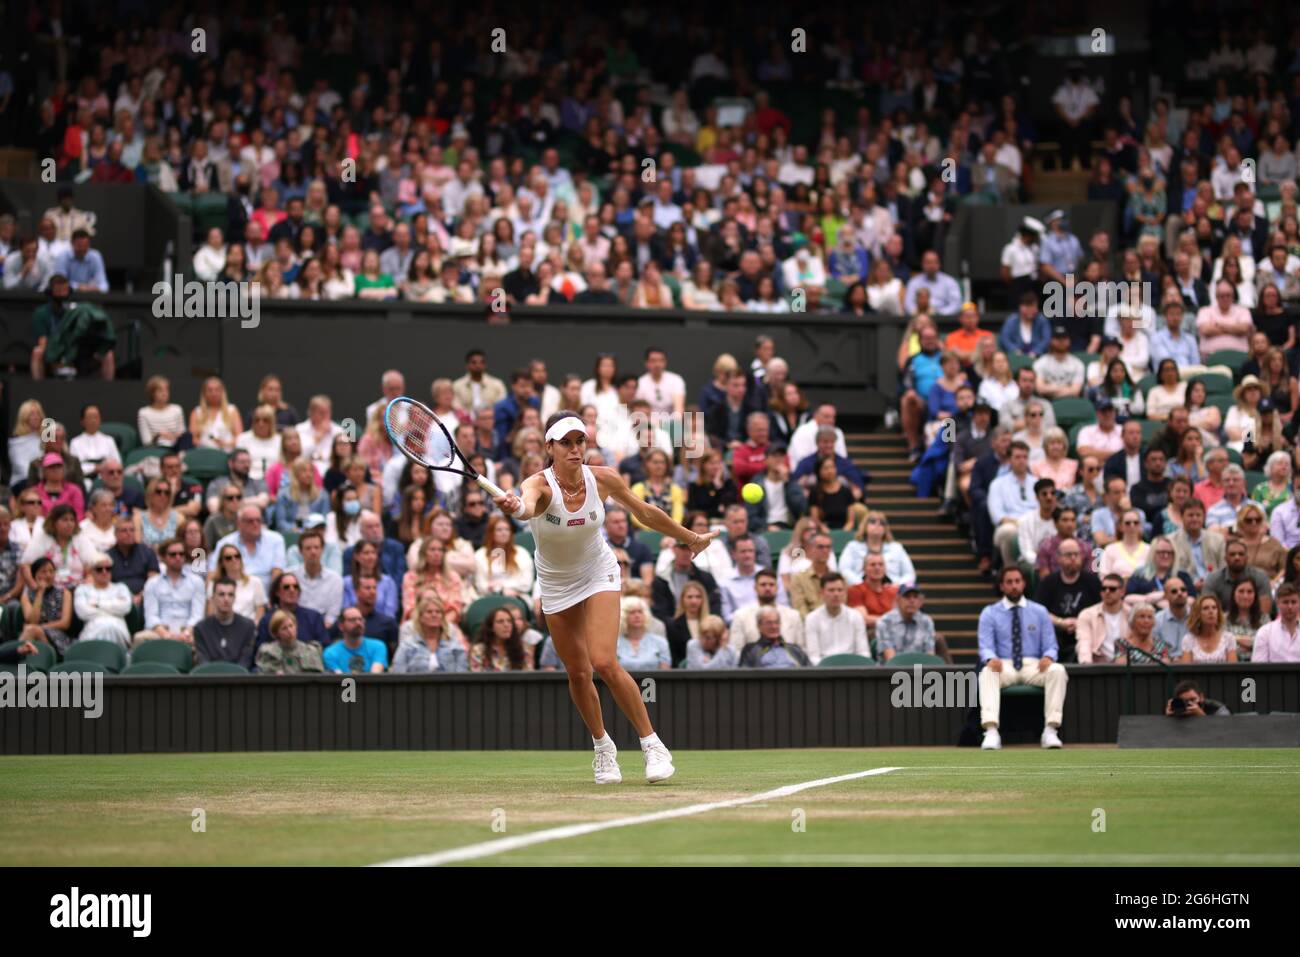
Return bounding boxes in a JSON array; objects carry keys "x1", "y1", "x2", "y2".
[
  {"x1": 1195, "y1": 304, "x2": 1254, "y2": 354},
  {"x1": 38, "y1": 482, "x2": 86, "y2": 521}
]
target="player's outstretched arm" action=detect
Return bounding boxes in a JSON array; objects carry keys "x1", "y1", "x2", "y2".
[
  {"x1": 493, "y1": 473, "x2": 549, "y2": 520},
  {"x1": 593, "y1": 466, "x2": 720, "y2": 557}
]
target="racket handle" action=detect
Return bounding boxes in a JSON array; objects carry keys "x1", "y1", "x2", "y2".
[{"x1": 475, "y1": 475, "x2": 508, "y2": 500}]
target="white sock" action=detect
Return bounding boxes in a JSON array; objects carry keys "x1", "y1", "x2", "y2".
[
  {"x1": 639, "y1": 732, "x2": 661, "y2": 749},
  {"x1": 593, "y1": 733, "x2": 615, "y2": 751}
]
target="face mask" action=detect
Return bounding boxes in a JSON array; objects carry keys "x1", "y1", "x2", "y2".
[{"x1": 343, "y1": 500, "x2": 361, "y2": 516}]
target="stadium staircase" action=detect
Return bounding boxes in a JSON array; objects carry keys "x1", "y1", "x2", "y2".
[{"x1": 846, "y1": 429, "x2": 988, "y2": 662}]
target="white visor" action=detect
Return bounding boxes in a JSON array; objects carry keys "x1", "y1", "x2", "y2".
[{"x1": 545, "y1": 416, "x2": 587, "y2": 443}]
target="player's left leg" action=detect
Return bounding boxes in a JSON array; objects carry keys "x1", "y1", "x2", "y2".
[{"x1": 584, "y1": 590, "x2": 675, "y2": 782}]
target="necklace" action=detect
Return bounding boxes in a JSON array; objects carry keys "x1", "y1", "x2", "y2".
[{"x1": 556, "y1": 470, "x2": 584, "y2": 499}]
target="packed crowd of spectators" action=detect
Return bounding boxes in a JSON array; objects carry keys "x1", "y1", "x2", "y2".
[
  {"x1": 2, "y1": 334, "x2": 954, "y2": 673},
  {"x1": 4, "y1": 3, "x2": 1050, "y2": 316}
]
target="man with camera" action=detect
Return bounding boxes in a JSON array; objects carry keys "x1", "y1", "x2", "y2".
[{"x1": 1165, "y1": 680, "x2": 1231, "y2": 717}]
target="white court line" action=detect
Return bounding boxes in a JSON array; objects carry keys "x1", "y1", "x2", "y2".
[
  {"x1": 498, "y1": 853, "x2": 1300, "y2": 866},
  {"x1": 371, "y1": 766, "x2": 901, "y2": 867}
]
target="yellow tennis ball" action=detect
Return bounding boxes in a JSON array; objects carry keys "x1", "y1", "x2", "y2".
[{"x1": 742, "y1": 482, "x2": 764, "y2": 504}]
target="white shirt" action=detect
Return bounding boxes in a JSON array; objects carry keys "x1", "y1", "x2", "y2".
[
  {"x1": 234, "y1": 430, "x2": 283, "y2": 481},
  {"x1": 296, "y1": 420, "x2": 344, "y2": 467},
  {"x1": 788, "y1": 421, "x2": 848, "y2": 465},
  {"x1": 804, "y1": 604, "x2": 869, "y2": 664},
  {"x1": 68, "y1": 431, "x2": 119, "y2": 474},
  {"x1": 1052, "y1": 80, "x2": 1099, "y2": 122},
  {"x1": 1001, "y1": 237, "x2": 1038, "y2": 279},
  {"x1": 635, "y1": 371, "x2": 686, "y2": 418}
]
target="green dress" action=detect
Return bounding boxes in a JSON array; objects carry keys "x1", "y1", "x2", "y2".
[{"x1": 1251, "y1": 480, "x2": 1289, "y2": 515}]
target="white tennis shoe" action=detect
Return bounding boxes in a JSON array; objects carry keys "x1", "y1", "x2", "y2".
[
  {"x1": 643, "y1": 740, "x2": 675, "y2": 782},
  {"x1": 981, "y1": 728, "x2": 1003, "y2": 750},
  {"x1": 1041, "y1": 726, "x2": 1063, "y2": 749},
  {"x1": 593, "y1": 746, "x2": 622, "y2": 784}
]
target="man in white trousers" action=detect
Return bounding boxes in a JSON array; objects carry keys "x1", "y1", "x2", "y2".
[{"x1": 977, "y1": 565, "x2": 1069, "y2": 750}]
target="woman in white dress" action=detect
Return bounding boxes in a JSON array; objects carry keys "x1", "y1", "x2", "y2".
[
  {"x1": 1179, "y1": 594, "x2": 1238, "y2": 663},
  {"x1": 189, "y1": 376, "x2": 242, "y2": 451},
  {"x1": 494, "y1": 412, "x2": 720, "y2": 785}
]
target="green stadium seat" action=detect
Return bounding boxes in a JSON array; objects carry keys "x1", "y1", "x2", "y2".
[
  {"x1": 63, "y1": 639, "x2": 127, "y2": 674},
  {"x1": 1225, "y1": 447, "x2": 1243, "y2": 467},
  {"x1": 463, "y1": 595, "x2": 531, "y2": 640},
  {"x1": 169, "y1": 193, "x2": 195, "y2": 216},
  {"x1": 182, "y1": 448, "x2": 230, "y2": 481},
  {"x1": 884, "y1": 652, "x2": 946, "y2": 666},
  {"x1": 0, "y1": 664, "x2": 19, "y2": 676},
  {"x1": 48, "y1": 661, "x2": 110, "y2": 675},
  {"x1": 191, "y1": 661, "x2": 251, "y2": 675},
  {"x1": 131, "y1": 639, "x2": 194, "y2": 673},
  {"x1": 676, "y1": 658, "x2": 689, "y2": 669},
  {"x1": 817, "y1": 653, "x2": 875, "y2": 667},
  {"x1": 1139, "y1": 419, "x2": 1165, "y2": 445},
  {"x1": 1245, "y1": 470, "x2": 1265, "y2": 491},
  {"x1": 662, "y1": 274, "x2": 683, "y2": 308},
  {"x1": 125, "y1": 447, "x2": 168, "y2": 468},
  {"x1": 828, "y1": 529, "x2": 854, "y2": 552},
  {"x1": 1207, "y1": 394, "x2": 1235, "y2": 418},
  {"x1": 1205, "y1": 350, "x2": 1248, "y2": 375},
  {"x1": 1052, "y1": 397, "x2": 1096, "y2": 430},
  {"x1": 1136, "y1": 375, "x2": 1157, "y2": 395},
  {"x1": 193, "y1": 192, "x2": 230, "y2": 236},
  {"x1": 1067, "y1": 422, "x2": 1086, "y2": 455},
  {"x1": 765, "y1": 529, "x2": 793, "y2": 554},
  {"x1": 121, "y1": 662, "x2": 183, "y2": 676},
  {"x1": 0, "y1": 639, "x2": 56, "y2": 672},
  {"x1": 1008, "y1": 354, "x2": 1035, "y2": 374},
  {"x1": 515, "y1": 531, "x2": 535, "y2": 555},
  {"x1": 99, "y1": 422, "x2": 140, "y2": 458},
  {"x1": 639, "y1": 531, "x2": 663, "y2": 552},
  {"x1": 1193, "y1": 373, "x2": 1234, "y2": 395}
]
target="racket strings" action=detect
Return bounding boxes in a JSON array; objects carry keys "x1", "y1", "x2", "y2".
[{"x1": 392, "y1": 403, "x2": 453, "y2": 467}]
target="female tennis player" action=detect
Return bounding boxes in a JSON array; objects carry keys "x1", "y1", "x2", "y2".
[{"x1": 492, "y1": 411, "x2": 720, "y2": 784}]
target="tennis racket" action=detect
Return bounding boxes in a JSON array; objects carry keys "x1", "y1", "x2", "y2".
[{"x1": 384, "y1": 396, "x2": 507, "y2": 498}]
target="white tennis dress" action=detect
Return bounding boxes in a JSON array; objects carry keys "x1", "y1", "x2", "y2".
[{"x1": 529, "y1": 464, "x2": 621, "y2": 614}]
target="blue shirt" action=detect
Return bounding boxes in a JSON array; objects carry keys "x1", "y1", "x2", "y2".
[
  {"x1": 58, "y1": 248, "x2": 109, "y2": 292},
  {"x1": 142, "y1": 571, "x2": 206, "y2": 630},
  {"x1": 1149, "y1": 328, "x2": 1201, "y2": 369},
  {"x1": 616, "y1": 632, "x2": 672, "y2": 670},
  {"x1": 904, "y1": 272, "x2": 963, "y2": 315},
  {"x1": 977, "y1": 597, "x2": 1058, "y2": 662},
  {"x1": 1039, "y1": 230, "x2": 1084, "y2": 275},
  {"x1": 997, "y1": 312, "x2": 1051, "y2": 356},
  {"x1": 341, "y1": 573, "x2": 400, "y2": 619},
  {"x1": 908, "y1": 349, "x2": 943, "y2": 399},
  {"x1": 323, "y1": 636, "x2": 389, "y2": 673},
  {"x1": 211, "y1": 530, "x2": 287, "y2": 591},
  {"x1": 341, "y1": 539, "x2": 407, "y2": 583},
  {"x1": 987, "y1": 470, "x2": 1036, "y2": 524}
]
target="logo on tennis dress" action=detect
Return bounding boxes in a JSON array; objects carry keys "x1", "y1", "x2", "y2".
[
  {"x1": 545, "y1": 513, "x2": 560, "y2": 525},
  {"x1": 589, "y1": 511, "x2": 597, "y2": 521},
  {"x1": 566, "y1": 518, "x2": 586, "y2": 526}
]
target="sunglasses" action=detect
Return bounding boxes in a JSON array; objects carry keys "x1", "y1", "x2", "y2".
[
  {"x1": 224, "y1": 493, "x2": 242, "y2": 501},
  {"x1": 92, "y1": 565, "x2": 111, "y2": 572},
  {"x1": 280, "y1": 583, "x2": 300, "y2": 592},
  {"x1": 164, "y1": 550, "x2": 184, "y2": 558},
  {"x1": 1101, "y1": 585, "x2": 1121, "y2": 592}
]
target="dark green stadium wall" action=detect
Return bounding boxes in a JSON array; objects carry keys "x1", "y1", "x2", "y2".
[{"x1": 3, "y1": 665, "x2": 1294, "y2": 754}]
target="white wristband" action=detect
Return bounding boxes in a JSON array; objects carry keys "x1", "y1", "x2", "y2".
[{"x1": 511, "y1": 501, "x2": 528, "y2": 519}]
